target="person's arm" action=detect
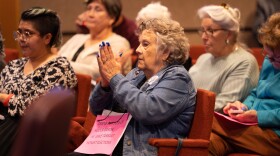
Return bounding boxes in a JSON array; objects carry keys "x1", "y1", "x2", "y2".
[
  {"x1": 89, "y1": 83, "x2": 114, "y2": 115},
  {"x1": 112, "y1": 69, "x2": 195, "y2": 125},
  {"x1": 215, "y1": 58, "x2": 259, "y2": 111},
  {"x1": 257, "y1": 108, "x2": 280, "y2": 127},
  {"x1": 90, "y1": 44, "x2": 195, "y2": 125}
]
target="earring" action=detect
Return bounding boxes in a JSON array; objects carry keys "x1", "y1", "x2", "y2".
[{"x1": 225, "y1": 39, "x2": 230, "y2": 45}]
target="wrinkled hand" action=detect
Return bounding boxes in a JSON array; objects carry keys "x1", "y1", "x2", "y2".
[
  {"x1": 116, "y1": 49, "x2": 133, "y2": 75},
  {"x1": 97, "y1": 42, "x2": 121, "y2": 87},
  {"x1": 75, "y1": 11, "x2": 87, "y2": 26},
  {"x1": 230, "y1": 110, "x2": 258, "y2": 123},
  {"x1": 223, "y1": 101, "x2": 247, "y2": 114},
  {"x1": 223, "y1": 101, "x2": 258, "y2": 123},
  {"x1": 75, "y1": 11, "x2": 89, "y2": 34}
]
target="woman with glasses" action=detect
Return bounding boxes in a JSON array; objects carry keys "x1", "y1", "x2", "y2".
[
  {"x1": 0, "y1": 7, "x2": 77, "y2": 155},
  {"x1": 209, "y1": 12, "x2": 280, "y2": 155},
  {"x1": 189, "y1": 4, "x2": 259, "y2": 112},
  {"x1": 87, "y1": 18, "x2": 196, "y2": 155},
  {"x1": 58, "y1": 0, "x2": 130, "y2": 85}
]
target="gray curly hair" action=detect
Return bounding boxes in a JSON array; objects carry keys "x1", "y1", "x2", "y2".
[{"x1": 136, "y1": 18, "x2": 189, "y2": 65}]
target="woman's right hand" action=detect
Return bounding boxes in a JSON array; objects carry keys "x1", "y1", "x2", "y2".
[
  {"x1": 75, "y1": 12, "x2": 87, "y2": 26},
  {"x1": 223, "y1": 101, "x2": 248, "y2": 115},
  {"x1": 97, "y1": 42, "x2": 121, "y2": 88}
]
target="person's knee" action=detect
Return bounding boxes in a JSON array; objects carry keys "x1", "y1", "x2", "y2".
[{"x1": 209, "y1": 132, "x2": 231, "y2": 156}]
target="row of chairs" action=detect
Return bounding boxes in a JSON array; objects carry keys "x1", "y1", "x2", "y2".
[{"x1": 4, "y1": 47, "x2": 259, "y2": 155}]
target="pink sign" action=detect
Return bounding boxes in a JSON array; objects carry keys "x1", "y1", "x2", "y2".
[
  {"x1": 214, "y1": 112, "x2": 258, "y2": 126},
  {"x1": 75, "y1": 112, "x2": 131, "y2": 155}
]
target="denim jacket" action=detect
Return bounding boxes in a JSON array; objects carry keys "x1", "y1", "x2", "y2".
[{"x1": 90, "y1": 65, "x2": 196, "y2": 156}]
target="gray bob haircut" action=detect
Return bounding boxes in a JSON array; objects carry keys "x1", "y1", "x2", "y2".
[{"x1": 137, "y1": 18, "x2": 190, "y2": 65}]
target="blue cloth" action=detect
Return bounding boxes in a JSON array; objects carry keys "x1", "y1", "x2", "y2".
[
  {"x1": 90, "y1": 65, "x2": 196, "y2": 156},
  {"x1": 243, "y1": 57, "x2": 280, "y2": 136}
]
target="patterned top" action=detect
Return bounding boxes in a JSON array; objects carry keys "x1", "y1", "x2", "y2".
[{"x1": 0, "y1": 56, "x2": 77, "y2": 117}]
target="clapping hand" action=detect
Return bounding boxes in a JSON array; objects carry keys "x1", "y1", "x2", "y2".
[{"x1": 97, "y1": 42, "x2": 121, "y2": 88}]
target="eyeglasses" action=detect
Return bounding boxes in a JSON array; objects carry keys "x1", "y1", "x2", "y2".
[
  {"x1": 13, "y1": 30, "x2": 36, "y2": 41},
  {"x1": 198, "y1": 28, "x2": 226, "y2": 36}
]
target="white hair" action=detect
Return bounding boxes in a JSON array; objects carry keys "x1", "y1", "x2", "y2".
[
  {"x1": 136, "y1": 2, "x2": 171, "y2": 25},
  {"x1": 197, "y1": 4, "x2": 241, "y2": 32}
]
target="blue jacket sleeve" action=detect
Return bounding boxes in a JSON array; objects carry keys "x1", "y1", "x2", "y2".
[{"x1": 109, "y1": 68, "x2": 196, "y2": 125}]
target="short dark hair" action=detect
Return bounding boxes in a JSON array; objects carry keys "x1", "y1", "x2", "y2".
[
  {"x1": 84, "y1": 0, "x2": 122, "y2": 25},
  {"x1": 21, "y1": 7, "x2": 62, "y2": 47}
]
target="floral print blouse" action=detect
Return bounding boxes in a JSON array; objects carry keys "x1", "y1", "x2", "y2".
[{"x1": 0, "y1": 56, "x2": 77, "y2": 116}]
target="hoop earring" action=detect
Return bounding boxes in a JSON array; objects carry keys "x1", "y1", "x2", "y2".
[{"x1": 225, "y1": 39, "x2": 230, "y2": 45}]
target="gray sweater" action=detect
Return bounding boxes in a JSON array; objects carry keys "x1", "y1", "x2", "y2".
[{"x1": 189, "y1": 47, "x2": 259, "y2": 112}]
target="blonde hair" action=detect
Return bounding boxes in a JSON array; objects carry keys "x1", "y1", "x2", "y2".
[{"x1": 258, "y1": 12, "x2": 280, "y2": 48}]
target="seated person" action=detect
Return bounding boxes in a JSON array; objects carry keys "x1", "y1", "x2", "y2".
[
  {"x1": 58, "y1": 0, "x2": 130, "y2": 84},
  {"x1": 75, "y1": 1, "x2": 139, "y2": 68},
  {"x1": 0, "y1": 7, "x2": 77, "y2": 155},
  {"x1": 209, "y1": 12, "x2": 280, "y2": 155},
  {"x1": 89, "y1": 18, "x2": 196, "y2": 155},
  {"x1": 189, "y1": 3, "x2": 259, "y2": 112}
]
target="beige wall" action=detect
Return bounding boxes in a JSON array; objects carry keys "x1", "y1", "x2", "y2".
[{"x1": 16, "y1": 0, "x2": 259, "y2": 47}]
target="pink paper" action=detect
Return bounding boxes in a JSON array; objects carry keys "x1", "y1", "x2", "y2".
[
  {"x1": 75, "y1": 113, "x2": 131, "y2": 155},
  {"x1": 214, "y1": 112, "x2": 258, "y2": 126}
]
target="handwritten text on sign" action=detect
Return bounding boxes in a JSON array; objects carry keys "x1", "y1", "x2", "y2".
[{"x1": 75, "y1": 113, "x2": 131, "y2": 155}]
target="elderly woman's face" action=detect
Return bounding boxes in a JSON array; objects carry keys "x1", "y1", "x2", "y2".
[
  {"x1": 136, "y1": 30, "x2": 166, "y2": 77},
  {"x1": 200, "y1": 17, "x2": 229, "y2": 56},
  {"x1": 84, "y1": 1, "x2": 114, "y2": 32}
]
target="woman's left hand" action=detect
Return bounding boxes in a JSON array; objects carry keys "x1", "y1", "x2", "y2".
[
  {"x1": 230, "y1": 109, "x2": 258, "y2": 123},
  {"x1": 97, "y1": 42, "x2": 121, "y2": 83}
]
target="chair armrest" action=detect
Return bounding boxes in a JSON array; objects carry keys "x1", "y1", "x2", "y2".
[
  {"x1": 149, "y1": 138, "x2": 210, "y2": 156},
  {"x1": 72, "y1": 116, "x2": 86, "y2": 125},
  {"x1": 149, "y1": 138, "x2": 209, "y2": 148}
]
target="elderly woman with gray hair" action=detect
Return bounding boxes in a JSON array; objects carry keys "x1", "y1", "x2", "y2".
[
  {"x1": 189, "y1": 3, "x2": 259, "y2": 112},
  {"x1": 88, "y1": 18, "x2": 196, "y2": 155}
]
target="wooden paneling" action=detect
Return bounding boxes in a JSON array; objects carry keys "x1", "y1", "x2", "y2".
[
  {"x1": 0, "y1": 0, "x2": 20, "y2": 49},
  {"x1": 19, "y1": 0, "x2": 258, "y2": 46}
]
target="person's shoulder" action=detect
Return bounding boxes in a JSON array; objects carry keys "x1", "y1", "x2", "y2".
[
  {"x1": 165, "y1": 65, "x2": 188, "y2": 76},
  {"x1": 66, "y1": 34, "x2": 90, "y2": 42},
  {"x1": 7, "y1": 57, "x2": 27, "y2": 66},
  {"x1": 108, "y1": 33, "x2": 130, "y2": 47},
  {"x1": 110, "y1": 33, "x2": 129, "y2": 41},
  {"x1": 47, "y1": 56, "x2": 71, "y2": 67},
  {"x1": 235, "y1": 48, "x2": 258, "y2": 63}
]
